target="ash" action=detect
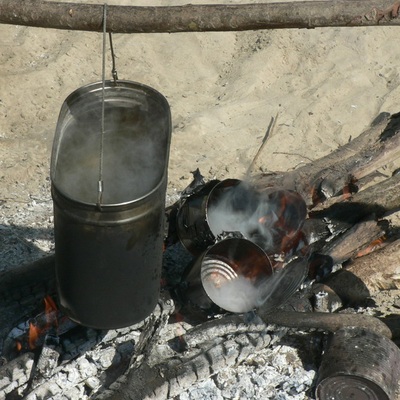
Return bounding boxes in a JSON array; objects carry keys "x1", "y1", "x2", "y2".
[
  {"x1": 0, "y1": 182, "x2": 321, "y2": 399},
  {"x1": 177, "y1": 340, "x2": 316, "y2": 400},
  {"x1": 0, "y1": 179, "x2": 54, "y2": 272}
]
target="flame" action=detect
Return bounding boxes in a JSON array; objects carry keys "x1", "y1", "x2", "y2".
[
  {"x1": 44, "y1": 295, "x2": 58, "y2": 327},
  {"x1": 26, "y1": 295, "x2": 59, "y2": 350},
  {"x1": 28, "y1": 321, "x2": 40, "y2": 350}
]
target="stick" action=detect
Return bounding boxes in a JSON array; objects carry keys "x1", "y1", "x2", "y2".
[
  {"x1": 258, "y1": 309, "x2": 393, "y2": 338},
  {"x1": 246, "y1": 113, "x2": 278, "y2": 176},
  {"x1": 0, "y1": 1, "x2": 400, "y2": 33}
]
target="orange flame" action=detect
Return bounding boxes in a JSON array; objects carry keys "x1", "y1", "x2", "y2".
[
  {"x1": 44, "y1": 295, "x2": 58, "y2": 327},
  {"x1": 26, "y1": 295, "x2": 59, "y2": 350},
  {"x1": 28, "y1": 321, "x2": 40, "y2": 350}
]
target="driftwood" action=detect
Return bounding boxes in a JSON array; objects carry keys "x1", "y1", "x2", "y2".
[
  {"x1": 253, "y1": 111, "x2": 400, "y2": 208},
  {"x1": 323, "y1": 239, "x2": 400, "y2": 303},
  {"x1": 0, "y1": 0, "x2": 400, "y2": 33}
]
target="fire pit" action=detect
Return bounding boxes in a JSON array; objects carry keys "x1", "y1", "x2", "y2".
[{"x1": 1, "y1": 111, "x2": 400, "y2": 399}]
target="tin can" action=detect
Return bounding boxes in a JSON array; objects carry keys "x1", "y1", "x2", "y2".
[{"x1": 316, "y1": 326, "x2": 400, "y2": 400}]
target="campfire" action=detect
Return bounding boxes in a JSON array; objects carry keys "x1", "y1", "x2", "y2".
[{"x1": 1, "y1": 111, "x2": 400, "y2": 399}]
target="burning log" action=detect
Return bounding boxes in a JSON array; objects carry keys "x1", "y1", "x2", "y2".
[
  {"x1": 0, "y1": 255, "x2": 56, "y2": 348},
  {"x1": 0, "y1": 294, "x2": 173, "y2": 399}
]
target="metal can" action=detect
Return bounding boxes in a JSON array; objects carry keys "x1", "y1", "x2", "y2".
[{"x1": 316, "y1": 326, "x2": 400, "y2": 400}]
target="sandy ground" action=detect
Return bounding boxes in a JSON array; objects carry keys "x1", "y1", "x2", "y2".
[
  {"x1": 1, "y1": 1, "x2": 400, "y2": 398},
  {"x1": 2, "y1": 1, "x2": 400, "y2": 196},
  {"x1": 2, "y1": 1, "x2": 400, "y2": 264}
]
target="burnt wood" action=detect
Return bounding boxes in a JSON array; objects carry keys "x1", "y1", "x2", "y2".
[{"x1": 325, "y1": 239, "x2": 400, "y2": 299}]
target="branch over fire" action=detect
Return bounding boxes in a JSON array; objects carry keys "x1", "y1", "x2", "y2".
[{"x1": 0, "y1": 1, "x2": 400, "y2": 33}]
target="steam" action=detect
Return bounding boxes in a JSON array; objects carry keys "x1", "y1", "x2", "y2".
[
  {"x1": 206, "y1": 182, "x2": 307, "y2": 255},
  {"x1": 201, "y1": 183, "x2": 308, "y2": 313},
  {"x1": 52, "y1": 90, "x2": 170, "y2": 205}
]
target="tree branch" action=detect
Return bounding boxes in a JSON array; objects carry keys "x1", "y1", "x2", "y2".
[{"x1": 0, "y1": 0, "x2": 400, "y2": 33}]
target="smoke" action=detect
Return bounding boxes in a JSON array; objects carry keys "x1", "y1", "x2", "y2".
[
  {"x1": 52, "y1": 86, "x2": 170, "y2": 205},
  {"x1": 202, "y1": 255, "x2": 309, "y2": 313},
  {"x1": 203, "y1": 274, "x2": 267, "y2": 313},
  {"x1": 207, "y1": 181, "x2": 278, "y2": 253}
]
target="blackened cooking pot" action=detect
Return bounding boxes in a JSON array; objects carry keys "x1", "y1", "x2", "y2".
[{"x1": 51, "y1": 80, "x2": 171, "y2": 329}]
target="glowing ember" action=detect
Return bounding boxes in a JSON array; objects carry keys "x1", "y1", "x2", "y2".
[{"x1": 356, "y1": 236, "x2": 387, "y2": 258}]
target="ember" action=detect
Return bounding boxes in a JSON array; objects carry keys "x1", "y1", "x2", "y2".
[{"x1": 4, "y1": 295, "x2": 78, "y2": 361}]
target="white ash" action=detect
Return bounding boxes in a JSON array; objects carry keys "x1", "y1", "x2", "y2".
[
  {"x1": 175, "y1": 341, "x2": 316, "y2": 400},
  {"x1": 6, "y1": 183, "x2": 394, "y2": 400}
]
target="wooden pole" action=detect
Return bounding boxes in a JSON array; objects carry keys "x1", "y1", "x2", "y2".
[{"x1": 0, "y1": 0, "x2": 399, "y2": 33}]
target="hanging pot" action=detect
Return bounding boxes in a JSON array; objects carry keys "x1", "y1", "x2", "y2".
[{"x1": 51, "y1": 80, "x2": 171, "y2": 329}]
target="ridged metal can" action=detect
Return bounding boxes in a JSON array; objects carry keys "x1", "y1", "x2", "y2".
[
  {"x1": 316, "y1": 326, "x2": 400, "y2": 400},
  {"x1": 181, "y1": 237, "x2": 273, "y2": 313}
]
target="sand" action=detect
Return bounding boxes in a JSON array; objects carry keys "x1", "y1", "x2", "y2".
[{"x1": 2, "y1": 0, "x2": 400, "y2": 205}]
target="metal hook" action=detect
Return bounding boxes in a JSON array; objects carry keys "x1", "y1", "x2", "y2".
[{"x1": 109, "y1": 32, "x2": 119, "y2": 83}]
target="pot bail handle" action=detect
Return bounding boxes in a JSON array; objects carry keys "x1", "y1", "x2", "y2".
[{"x1": 97, "y1": 3, "x2": 120, "y2": 210}]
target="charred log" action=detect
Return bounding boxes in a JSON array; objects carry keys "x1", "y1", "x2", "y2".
[{"x1": 323, "y1": 239, "x2": 400, "y2": 301}]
